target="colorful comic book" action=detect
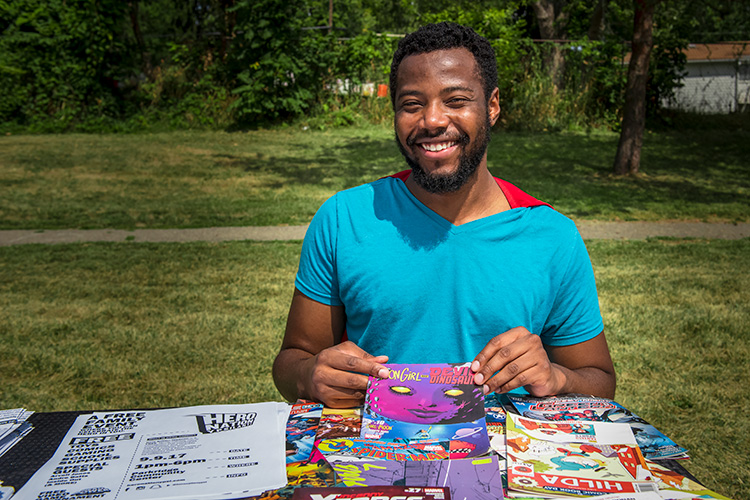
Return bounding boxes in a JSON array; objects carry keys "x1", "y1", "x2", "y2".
[
  {"x1": 317, "y1": 437, "x2": 453, "y2": 461},
  {"x1": 287, "y1": 401, "x2": 324, "y2": 464},
  {"x1": 362, "y1": 363, "x2": 491, "y2": 458},
  {"x1": 317, "y1": 407, "x2": 362, "y2": 440},
  {"x1": 506, "y1": 413, "x2": 659, "y2": 498},
  {"x1": 504, "y1": 394, "x2": 688, "y2": 460},
  {"x1": 328, "y1": 456, "x2": 504, "y2": 500},
  {"x1": 291, "y1": 485, "x2": 451, "y2": 500},
  {"x1": 242, "y1": 401, "x2": 336, "y2": 500},
  {"x1": 484, "y1": 392, "x2": 509, "y2": 494},
  {"x1": 484, "y1": 392, "x2": 508, "y2": 458}
]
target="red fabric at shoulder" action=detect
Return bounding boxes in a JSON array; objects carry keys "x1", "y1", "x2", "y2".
[
  {"x1": 387, "y1": 170, "x2": 552, "y2": 209},
  {"x1": 388, "y1": 169, "x2": 412, "y2": 182},
  {"x1": 495, "y1": 178, "x2": 552, "y2": 209}
]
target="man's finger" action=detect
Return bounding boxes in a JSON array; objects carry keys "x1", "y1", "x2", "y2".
[
  {"x1": 326, "y1": 347, "x2": 390, "y2": 379},
  {"x1": 471, "y1": 327, "x2": 530, "y2": 382},
  {"x1": 484, "y1": 358, "x2": 541, "y2": 393}
]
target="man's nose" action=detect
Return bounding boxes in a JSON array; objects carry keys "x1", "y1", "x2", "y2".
[{"x1": 422, "y1": 101, "x2": 449, "y2": 130}]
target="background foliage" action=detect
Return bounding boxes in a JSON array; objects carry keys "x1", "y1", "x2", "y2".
[{"x1": 1, "y1": 0, "x2": 749, "y2": 132}]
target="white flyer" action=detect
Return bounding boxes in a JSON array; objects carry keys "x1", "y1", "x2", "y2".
[{"x1": 13, "y1": 402, "x2": 291, "y2": 500}]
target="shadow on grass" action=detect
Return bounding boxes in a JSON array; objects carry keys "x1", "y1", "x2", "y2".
[
  {"x1": 214, "y1": 135, "x2": 402, "y2": 190},
  {"x1": 213, "y1": 117, "x2": 749, "y2": 220},
  {"x1": 487, "y1": 128, "x2": 750, "y2": 219}
]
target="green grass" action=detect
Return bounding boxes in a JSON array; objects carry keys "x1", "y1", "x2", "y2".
[
  {"x1": 0, "y1": 239, "x2": 748, "y2": 499},
  {"x1": 0, "y1": 241, "x2": 298, "y2": 409},
  {"x1": 1, "y1": 117, "x2": 748, "y2": 230}
]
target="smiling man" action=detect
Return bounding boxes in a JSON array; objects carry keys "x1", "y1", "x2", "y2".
[{"x1": 273, "y1": 23, "x2": 616, "y2": 408}]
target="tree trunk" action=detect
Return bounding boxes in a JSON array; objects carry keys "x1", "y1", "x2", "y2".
[
  {"x1": 531, "y1": 0, "x2": 568, "y2": 89},
  {"x1": 613, "y1": 0, "x2": 657, "y2": 176},
  {"x1": 587, "y1": 0, "x2": 605, "y2": 41},
  {"x1": 128, "y1": 1, "x2": 147, "y2": 71}
]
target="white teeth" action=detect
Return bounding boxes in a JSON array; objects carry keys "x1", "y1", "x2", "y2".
[{"x1": 421, "y1": 142, "x2": 455, "y2": 152}]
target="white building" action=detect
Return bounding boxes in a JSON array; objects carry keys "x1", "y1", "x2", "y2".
[{"x1": 665, "y1": 42, "x2": 750, "y2": 114}]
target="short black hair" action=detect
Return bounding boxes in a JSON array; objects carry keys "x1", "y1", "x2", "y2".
[{"x1": 389, "y1": 22, "x2": 498, "y2": 106}]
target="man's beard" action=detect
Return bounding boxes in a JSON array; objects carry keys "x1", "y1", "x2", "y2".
[{"x1": 397, "y1": 115, "x2": 492, "y2": 194}]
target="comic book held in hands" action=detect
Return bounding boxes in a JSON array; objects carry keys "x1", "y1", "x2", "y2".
[
  {"x1": 361, "y1": 363, "x2": 491, "y2": 458},
  {"x1": 504, "y1": 394, "x2": 688, "y2": 460},
  {"x1": 505, "y1": 413, "x2": 659, "y2": 498}
]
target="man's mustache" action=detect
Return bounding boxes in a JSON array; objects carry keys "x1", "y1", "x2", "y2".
[{"x1": 406, "y1": 130, "x2": 469, "y2": 147}]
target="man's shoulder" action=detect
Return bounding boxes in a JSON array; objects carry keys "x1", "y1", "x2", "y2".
[{"x1": 332, "y1": 174, "x2": 402, "y2": 202}]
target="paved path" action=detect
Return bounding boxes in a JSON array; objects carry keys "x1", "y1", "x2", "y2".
[{"x1": 0, "y1": 221, "x2": 748, "y2": 246}]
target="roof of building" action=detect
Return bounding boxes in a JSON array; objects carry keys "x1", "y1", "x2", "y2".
[
  {"x1": 622, "y1": 42, "x2": 750, "y2": 64},
  {"x1": 684, "y1": 42, "x2": 750, "y2": 62}
]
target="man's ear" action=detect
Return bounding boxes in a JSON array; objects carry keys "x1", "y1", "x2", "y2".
[{"x1": 488, "y1": 87, "x2": 500, "y2": 126}]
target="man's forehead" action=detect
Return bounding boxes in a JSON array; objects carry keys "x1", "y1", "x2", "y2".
[{"x1": 396, "y1": 48, "x2": 482, "y2": 89}]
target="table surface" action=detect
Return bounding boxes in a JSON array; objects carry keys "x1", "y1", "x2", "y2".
[{"x1": 0, "y1": 409, "x2": 702, "y2": 494}]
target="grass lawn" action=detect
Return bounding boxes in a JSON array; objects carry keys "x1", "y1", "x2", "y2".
[
  {"x1": 1, "y1": 239, "x2": 748, "y2": 499},
  {"x1": 1, "y1": 117, "x2": 748, "y2": 229}
]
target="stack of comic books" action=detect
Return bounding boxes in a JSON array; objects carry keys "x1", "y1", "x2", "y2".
[
  {"x1": 505, "y1": 411, "x2": 660, "y2": 498},
  {"x1": 311, "y1": 363, "x2": 506, "y2": 500},
  {"x1": 3, "y1": 385, "x2": 735, "y2": 500},
  {"x1": 296, "y1": 372, "x2": 733, "y2": 500},
  {"x1": 501, "y1": 394, "x2": 736, "y2": 500},
  {"x1": 502, "y1": 394, "x2": 689, "y2": 460},
  {"x1": 243, "y1": 401, "x2": 337, "y2": 500},
  {"x1": 291, "y1": 485, "x2": 451, "y2": 499}
]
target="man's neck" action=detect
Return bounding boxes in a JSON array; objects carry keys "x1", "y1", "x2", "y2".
[{"x1": 404, "y1": 165, "x2": 510, "y2": 225}]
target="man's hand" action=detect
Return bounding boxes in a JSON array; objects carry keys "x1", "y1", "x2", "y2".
[
  {"x1": 298, "y1": 341, "x2": 390, "y2": 408},
  {"x1": 471, "y1": 327, "x2": 616, "y2": 399},
  {"x1": 274, "y1": 289, "x2": 393, "y2": 407},
  {"x1": 471, "y1": 326, "x2": 563, "y2": 396}
]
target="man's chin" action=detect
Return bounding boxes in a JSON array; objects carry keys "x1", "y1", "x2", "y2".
[{"x1": 409, "y1": 162, "x2": 478, "y2": 194}]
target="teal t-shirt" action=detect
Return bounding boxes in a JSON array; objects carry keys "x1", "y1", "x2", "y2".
[{"x1": 295, "y1": 176, "x2": 603, "y2": 365}]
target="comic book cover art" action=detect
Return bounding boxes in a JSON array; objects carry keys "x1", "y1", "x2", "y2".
[
  {"x1": 291, "y1": 485, "x2": 451, "y2": 500},
  {"x1": 484, "y1": 392, "x2": 507, "y2": 457},
  {"x1": 238, "y1": 402, "x2": 334, "y2": 500},
  {"x1": 483, "y1": 392, "x2": 508, "y2": 493},
  {"x1": 506, "y1": 413, "x2": 659, "y2": 498},
  {"x1": 505, "y1": 394, "x2": 688, "y2": 460},
  {"x1": 362, "y1": 363, "x2": 490, "y2": 458},
  {"x1": 287, "y1": 401, "x2": 324, "y2": 464},
  {"x1": 328, "y1": 456, "x2": 504, "y2": 500},
  {"x1": 316, "y1": 438, "x2": 452, "y2": 461},
  {"x1": 317, "y1": 407, "x2": 362, "y2": 440},
  {"x1": 240, "y1": 459, "x2": 339, "y2": 500}
]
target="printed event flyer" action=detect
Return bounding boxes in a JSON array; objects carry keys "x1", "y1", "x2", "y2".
[
  {"x1": 361, "y1": 363, "x2": 490, "y2": 458},
  {"x1": 12, "y1": 403, "x2": 290, "y2": 500}
]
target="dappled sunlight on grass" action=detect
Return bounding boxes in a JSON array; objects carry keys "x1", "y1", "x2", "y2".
[{"x1": 2, "y1": 121, "x2": 748, "y2": 229}]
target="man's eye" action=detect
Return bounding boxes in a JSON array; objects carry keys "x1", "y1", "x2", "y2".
[
  {"x1": 447, "y1": 97, "x2": 469, "y2": 106},
  {"x1": 390, "y1": 386, "x2": 413, "y2": 395},
  {"x1": 444, "y1": 389, "x2": 464, "y2": 397},
  {"x1": 400, "y1": 101, "x2": 420, "y2": 109}
]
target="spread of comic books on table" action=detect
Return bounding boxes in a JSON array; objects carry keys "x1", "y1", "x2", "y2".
[{"x1": 0, "y1": 363, "x2": 733, "y2": 500}]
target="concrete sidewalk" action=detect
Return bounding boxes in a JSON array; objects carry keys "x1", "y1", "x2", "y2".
[{"x1": 0, "y1": 221, "x2": 748, "y2": 246}]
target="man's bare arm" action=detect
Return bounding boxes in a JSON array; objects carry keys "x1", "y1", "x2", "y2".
[
  {"x1": 273, "y1": 289, "x2": 389, "y2": 407},
  {"x1": 471, "y1": 328, "x2": 615, "y2": 399}
]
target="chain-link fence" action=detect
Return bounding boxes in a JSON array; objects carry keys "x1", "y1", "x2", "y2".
[{"x1": 664, "y1": 44, "x2": 750, "y2": 114}]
